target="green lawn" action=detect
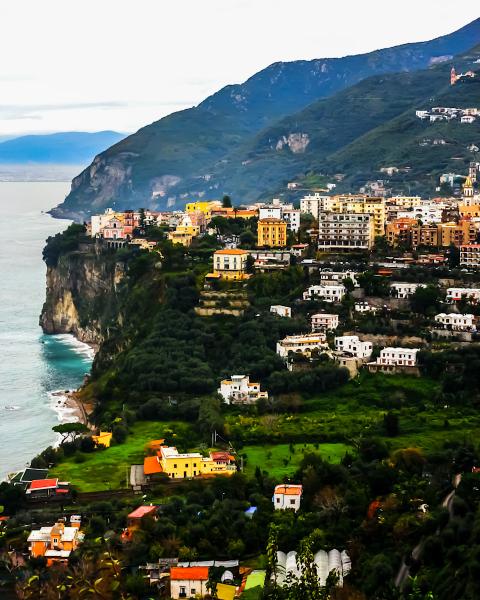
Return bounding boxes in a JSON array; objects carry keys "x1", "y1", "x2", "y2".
[
  {"x1": 242, "y1": 443, "x2": 351, "y2": 478},
  {"x1": 50, "y1": 420, "x2": 190, "y2": 492}
]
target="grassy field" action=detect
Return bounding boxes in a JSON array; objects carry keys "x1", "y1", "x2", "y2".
[
  {"x1": 242, "y1": 443, "x2": 351, "y2": 478},
  {"x1": 50, "y1": 420, "x2": 189, "y2": 492}
]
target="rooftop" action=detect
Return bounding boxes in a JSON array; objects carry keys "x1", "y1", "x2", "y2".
[
  {"x1": 214, "y1": 249, "x2": 249, "y2": 255},
  {"x1": 28, "y1": 478, "x2": 58, "y2": 491},
  {"x1": 170, "y1": 566, "x2": 209, "y2": 581},
  {"x1": 128, "y1": 505, "x2": 157, "y2": 520},
  {"x1": 274, "y1": 484, "x2": 303, "y2": 496}
]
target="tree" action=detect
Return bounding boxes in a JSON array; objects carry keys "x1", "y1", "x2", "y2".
[
  {"x1": 222, "y1": 195, "x2": 232, "y2": 208},
  {"x1": 383, "y1": 412, "x2": 400, "y2": 437},
  {"x1": 410, "y1": 285, "x2": 441, "y2": 315},
  {"x1": 52, "y1": 422, "x2": 89, "y2": 445}
]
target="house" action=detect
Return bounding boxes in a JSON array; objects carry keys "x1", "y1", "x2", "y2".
[
  {"x1": 270, "y1": 305, "x2": 291, "y2": 318},
  {"x1": 276, "y1": 333, "x2": 327, "y2": 359},
  {"x1": 167, "y1": 214, "x2": 200, "y2": 246},
  {"x1": 207, "y1": 249, "x2": 250, "y2": 281},
  {"x1": 434, "y1": 313, "x2": 476, "y2": 332},
  {"x1": 446, "y1": 287, "x2": 480, "y2": 303},
  {"x1": 311, "y1": 313, "x2": 339, "y2": 332},
  {"x1": 122, "y1": 505, "x2": 158, "y2": 540},
  {"x1": 144, "y1": 445, "x2": 236, "y2": 480},
  {"x1": 389, "y1": 282, "x2": 426, "y2": 299},
  {"x1": 368, "y1": 347, "x2": 420, "y2": 374},
  {"x1": 354, "y1": 302, "x2": 378, "y2": 313},
  {"x1": 170, "y1": 566, "x2": 209, "y2": 599},
  {"x1": 273, "y1": 484, "x2": 303, "y2": 511},
  {"x1": 218, "y1": 375, "x2": 268, "y2": 404},
  {"x1": 334, "y1": 335, "x2": 372, "y2": 359},
  {"x1": 28, "y1": 516, "x2": 82, "y2": 566},
  {"x1": 303, "y1": 284, "x2": 346, "y2": 302},
  {"x1": 25, "y1": 478, "x2": 70, "y2": 500},
  {"x1": 290, "y1": 243, "x2": 309, "y2": 257},
  {"x1": 319, "y1": 270, "x2": 359, "y2": 287},
  {"x1": 10, "y1": 467, "x2": 49, "y2": 489},
  {"x1": 461, "y1": 115, "x2": 476, "y2": 124}
]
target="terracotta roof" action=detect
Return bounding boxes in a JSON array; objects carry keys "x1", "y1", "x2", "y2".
[
  {"x1": 170, "y1": 566, "x2": 209, "y2": 581},
  {"x1": 274, "y1": 484, "x2": 303, "y2": 496},
  {"x1": 258, "y1": 218, "x2": 286, "y2": 223},
  {"x1": 127, "y1": 505, "x2": 157, "y2": 520},
  {"x1": 144, "y1": 456, "x2": 163, "y2": 475},
  {"x1": 28, "y1": 479, "x2": 58, "y2": 491},
  {"x1": 214, "y1": 249, "x2": 249, "y2": 255}
]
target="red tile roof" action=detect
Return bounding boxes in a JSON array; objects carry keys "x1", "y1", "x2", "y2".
[
  {"x1": 170, "y1": 566, "x2": 209, "y2": 581},
  {"x1": 274, "y1": 484, "x2": 303, "y2": 496},
  {"x1": 28, "y1": 479, "x2": 58, "y2": 490},
  {"x1": 144, "y1": 456, "x2": 163, "y2": 475},
  {"x1": 127, "y1": 505, "x2": 157, "y2": 520}
]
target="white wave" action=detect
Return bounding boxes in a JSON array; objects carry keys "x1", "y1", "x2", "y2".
[
  {"x1": 48, "y1": 390, "x2": 79, "y2": 425},
  {"x1": 50, "y1": 333, "x2": 96, "y2": 361}
]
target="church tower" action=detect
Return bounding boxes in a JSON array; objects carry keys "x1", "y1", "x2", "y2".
[
  {"x1": 469, "y1": 162, "x2": 478, "y2": 184},
  {"x1": 463, "y1": 176, "x2": 475, "y2": 205},
  {"x1": 451, "y1": 67, "x2": 457, "y2": 86}
]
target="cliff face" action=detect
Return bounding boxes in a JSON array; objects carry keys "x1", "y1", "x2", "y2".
[{"x1": 40, "y1": 249, "x2": 125, "y2": 347}]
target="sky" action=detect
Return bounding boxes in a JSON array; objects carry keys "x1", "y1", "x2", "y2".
[{"x1": 0, "y1": 0, "x2": 478, "y2": 137}]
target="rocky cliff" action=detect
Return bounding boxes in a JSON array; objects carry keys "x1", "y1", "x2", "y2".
[{"x1": 40, "y1": 248, "x2": 125, "y2": 347}]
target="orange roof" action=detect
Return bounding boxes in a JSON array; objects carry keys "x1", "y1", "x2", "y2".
[
  {"x1": 29, "y1": 479, "x2": 58, "y2": 490},
  {"x1": 144, "y1": 456, "x2": 163, "y2": 475},
  {"x1": 274, "y1": 484, "x2": 303, "y2": 495},
  {"x1": 127, "y1": 505, "x2": 157, "y2": 520},
  {"x1": 214, "y1": 249, "x2": 249, "y2": 255},
  {"x1": 170, "y1": 566, "x2": 209, "y2": 581},
  {"x1": 147, "y1": 439, "x2": 165, "y2": 448}
]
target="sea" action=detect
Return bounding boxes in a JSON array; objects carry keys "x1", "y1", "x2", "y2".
[{"x1": 0, "y1": 182, "x2": 93, "y2": 478}]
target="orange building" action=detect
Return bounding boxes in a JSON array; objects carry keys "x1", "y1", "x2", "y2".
[
  {"x1": 27, "y1": 516, "x2": 82, "y2": 566},
  {"x1": 386, "y1": 217, "x2": 418, "y2": 247}
]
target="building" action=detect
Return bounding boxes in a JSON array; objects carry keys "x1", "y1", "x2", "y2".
[
  {"x1": 311, "y1": 313, "x2": 339, "y2": 332},
  {"x1": 145, "y1": 445, "x2": 236, "y2": 479},
  {"x1": 300, "y1": 193, "x2": 331, "y2": 220},
  {"x1": 28, "y1": 516, "x2": 82, "y2": 566},
  {"x1": 25, "y1": 478, "x2": 70, "y2": 500},
  {"x1": 354, "y1": 302, "x2": 378, "y2": 313},
  {"x1": 303, "y1": 284, "x2": 346, "y2": 302},
  {"x1": 437, "y1": 221, "x2": 478, "y2": 247},
  {"x1": 167, "y1": 214, "x2": 201, "y2": 247},
  {"x1": 317, "y1": 212, "x2": 374, "y2": 251},
  {"x1": 334, "y1": 335, "x2": 373, "y2": 359},
  {"x1": 270, "y1": 305, "x2": 292, "y2": 318},
  {"x1": 273, "y1": 484, "x2": 303, "y2": 512},
  {"x1": 446, "y1": 287, "x2": 480, "y2": 303},
  {"x1": 375, "y1": 347, "x2": 419, "y2": 366},
  {"x1": 282, "y1": 207, "x2": 301, "y2": 232},
  {"x1": 218, "y1": 375, "x2": 268, "y2": 404},
  {"x1": 208, "y1": 249, "x2": 250, "y2": 281},
  {"x1": 170, "y1": 566, "x2": 210, "y2": 599},
  {"x1": 434, "y1": 313, "x2": 476, "y2": 332},
  {"x1": 390, "y1": 282, "x2": 426, "y2": 299},
  {"x1": 257, "y1": 218, "x2": 288, "y2": 247},
  {"x1": 185, "y1": 200, "x2": 222, "y2": 221},
  {"x1": 386, "y1": 218, "x2": 418, "y2": 247},
  {"x1": 275, "y1": 549, "x2": 351, "y2": 588},
  {"x1": 92, "y1": 432, "x2": 112, "y2": 448},
  {"x1": 122, "y1": 505, "x2": 158, "y2": 540},
  {"x1": 460, "y1": 244, "x2": 480, "y2": 267},
  {"x1": 319, "y1": 270, "x2": 360, "y2": 287},
  {"x1": 258, "y1": 199, "x2": 300, "y2": 232},
  {"x1": 91, "y1": 208, "x2": 117, "y2": 236},
  {"x1": 276, "y1": 333, "x2": 327, "y2": 359}
]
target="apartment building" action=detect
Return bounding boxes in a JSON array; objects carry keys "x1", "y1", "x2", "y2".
[
  {"x1": 386, "y1": 218, "x2": 418, "y2": 247},
  {"x1": 446, "y1": 287, "x2": 480, "y2": 303},
  {"x1": 257, "y1": 218, "x2": 288, "y2": 247},
  {"x1": 300, "y1": 193, "x2": 332, "y2": 220},
  {"x1": 317, "y1": 213, "x2": 374, "y2": 251},
  {"x1": 376, "y1": 348, "x2": 419, "y2": 366},
  {"x1": 460, "y1": 244, "x2": 480, "y2": 267},
  {"x1": 276, "y1": 333, "x2": 327, "y2": 359},
  {"x1": 209, "y1": 249, "x2": 250, "y2": 281},
  {"x1": 334, "y1": 335, "x2": 373, "y2": 359},
  {"x1": 434, "y1": 313, "x2": 476, "y2": 331},
  {"x1": 390, "y1": 282, "x2": 426, "y2": 299},
  {"x1": 303, "y1": 284, "x2": 346, "y2": 302},
  {"x1": 311, "y1": 313, "x2": 339, "y2": 332},
  {"x1": 270, "y1": 305, "x2": 292, "y2": 318}
]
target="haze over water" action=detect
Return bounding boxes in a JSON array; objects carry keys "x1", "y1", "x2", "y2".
[{"x1": 0, "y1": 182, "x2": 93, "y2": 478}]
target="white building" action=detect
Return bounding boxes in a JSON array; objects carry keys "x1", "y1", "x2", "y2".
[
  {"x1": 90, "y1": 208, "x2": 116, "y2": 237},
  {"x1": 303, "y1": 284, "x2": 346, "y2": 302},
  {"x1": 434, "y1": 313, "x2": 476, "y2": 331},
  {"x1": 390, "y1": 282, "x2": 426, "y2": 299},
  {"x1": 170, "y1": 567, "x2": 209, "y2": 600},
  {"x1": 319, "y1": 270, "x2": 360, "y2": 287},
  {"x1": 354, "y1": 302, "x2": 378, "y2": 313},
  {"x1": 461, "y1": 115, "x2": 476, "y2": 124},
  {"x1": 270, "y1": 305, "x2": 292, "y2": 318},
  {"x1": 218, "y1": 375, "x2": 268, "y2": 405},
  {"x1": 258, "y1": 199, "x2": 300, "y2": 232},
  {"x1": 334, "y1": 335, "x2": 372, "y2": 359},
  {"x1": 446, "y1": 287, "x2": 480, "y2": 303},
  {"x1": 317, "y1": 212, "x2": 374, "y2": 251},
  {"x1": 376, "y1": 347, "x2": 419, "y2": 366},
  {"x1": 311, "y1": 313, "x2": 339, "y2": 332},
  {"x1": 276, "y1": 333, "x2": 327, "y2": 359},
  {"x1": 300, "y1": 193, "x2": 332, "y2": 220},
  {"x1": 273, "y1": 484, "x2": 303, "y2": 512},
  {"x1": 397, "y1": 202, "x2": 446, "y2": 224}
]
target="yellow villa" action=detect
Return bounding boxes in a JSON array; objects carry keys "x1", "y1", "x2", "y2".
[
  {"x1": 207, "y1": 248, "x2": 250, "y2": 281},
  {"x1": 257, "y1": 218, "x2": 287, "y2": 247},
  {"x1": 185, "y1": 200, "x2": 222, "y2": 221},
  {"x1": 167, "y1": 214, "x2": 201, "y2": 247}
]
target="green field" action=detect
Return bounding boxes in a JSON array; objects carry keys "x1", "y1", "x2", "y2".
[{"x1": 242, "y1": 443, "x2": 351, "y2": 478}]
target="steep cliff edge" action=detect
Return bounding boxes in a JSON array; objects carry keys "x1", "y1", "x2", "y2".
[{"x1": 40, "y1": 246, "x2": 125, "y2": 347}]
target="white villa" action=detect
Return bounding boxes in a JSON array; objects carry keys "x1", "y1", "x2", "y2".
[
  {"x1": 334, "y1": 335, "x2": 372, "y2": 359},
  {"x1": 434, "y1": 313, "x2": 476, "y2": 332},
  {"x1": 319, "y1": 270, "x2": 360, "y2": 287},
  {"x1": 376, "y1": 347, "x2": 419, "y2": 366},
  {"x1": 446, "y1": 287, "x2": 480, "y2": 303},
  {"x1": 390, "y1": 282, "x2": 426, "y2": 299},
  {"x1": 273, "y1": 484, "x2": 303, "y2": 512},
  {"x1": 270, "y1": 305, "x2": 292, "y2": 318},
  {"x1": 218, "y1": 375, "x2": 268, "y2": 405},
  {"x1": 303, "y1": 284, "x2": 346, "y2": 302},
  {"x1": 354, "y1": 302, "x2": 378, "y2": 313},
  {"x1": 276, "y1": 333, "x2": 327, "y2": 359},
  {"x1": 311, "y1": 313, "x2": 339, "y2": 332}
]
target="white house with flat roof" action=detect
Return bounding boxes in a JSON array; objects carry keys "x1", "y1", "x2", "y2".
[
  {"x1": 390, "y1": 282, "x2": 426, "y2": 299},
  {"x1": 354, "y1": 302, "x2": 378, "y2": 313},
  {"x1": 270, "y1": 305, "x2": 292, "y2": 318},
  {"x1": 276, "y1": 333, "x2": 327, "y2": 359},
  {"x1": 311, "y1": 313, "x2": 339, "y2": 332},
  {"x1": 334, "y1": 335, "x2": 372, "y2": 359},
  {"x1": 273, "y1": 484, "x2": 303, "y2": 512},
  {"x1": 218, "y1": 375, "x2": 268, "y2": 405},
  {"x1": 446, "y1": 287, "x2": 480, "y2": 303},
  {"x1": 376, "y1": 347, "x2": 419, "y2": 366},
  {"x1": 303, "y1": 284, "x2": 346, "y2": 302},
  {"x1": 434, "y1": 313, "x2": 476, "y2": 331}
]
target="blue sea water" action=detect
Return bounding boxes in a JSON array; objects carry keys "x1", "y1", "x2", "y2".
[{"x1": 0, "y1": 182, "x2": 93, "y2": 478}]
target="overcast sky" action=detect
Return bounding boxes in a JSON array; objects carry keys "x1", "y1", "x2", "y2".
[{"x1": 0, "y1": 0, "x2": 478, "y2": 137}]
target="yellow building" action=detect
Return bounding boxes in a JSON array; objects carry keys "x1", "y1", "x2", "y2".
[
  {"x1": 325, "y1": 195, "x2": 386, "y2": 237},
  {"x1": 185, "y1": 201, "x2": 222, "y2": 221},
  {"x1": 92, "y1": 431, "x2": 112, "y2": 448},
  {"x1": 145, "y1": 445, "x2": 236, "y2": 479},
  {"x1": 257, "y1": 218, "x2": 288, "y2": 247},
  {"x1": 209, "y1": 249, "x2": 250, "y2": 280},
  {"x1": 167, "y1": 214, "x2": 201, "y2": 246}
]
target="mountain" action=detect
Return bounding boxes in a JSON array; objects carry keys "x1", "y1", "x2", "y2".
[
  {"x1": 0, "y1": 131, "x2": 126, "y2": 165},
  {"x1": 51, "y1": 18, "x2": 480, "y2": 219}
]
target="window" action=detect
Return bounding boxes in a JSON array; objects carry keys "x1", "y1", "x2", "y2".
[
  {"x1": 276, "y1": 497, "x2": 280, "y2": 503},
  {"x1": 290, "y1": 499, "x2": 296, "y2": 505},
  {"x1": 191, "y1": 589, "x2": 196, "y2": 595},
  {"x1": 173, "y1": 463, "x2": 177, "y2": 469}
]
